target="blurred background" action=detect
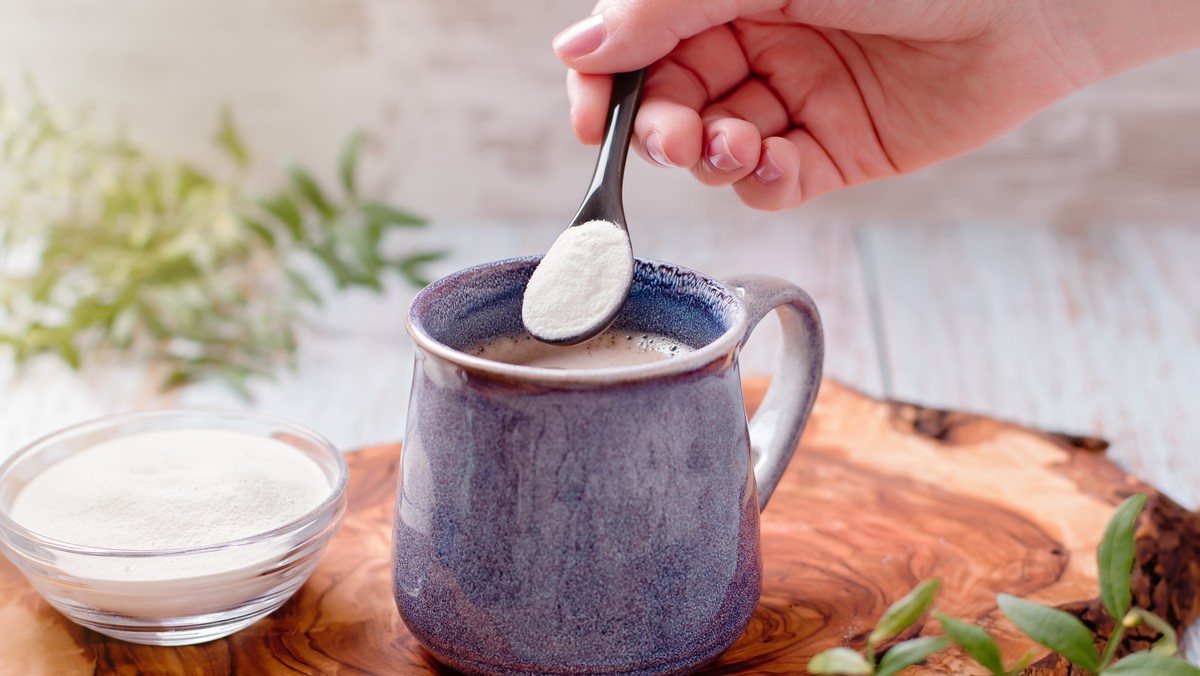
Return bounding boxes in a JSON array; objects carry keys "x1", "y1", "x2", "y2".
[
  {"x1": 0, "y1": 1, "x2": 1198, "y2": 506},
  {"x1": 4, "y1": 0, "x2": 1199, "y2": 224}
]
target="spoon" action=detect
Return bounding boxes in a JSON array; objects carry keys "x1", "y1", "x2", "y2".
[{"x1": 522, "y1": 68, "x2": 646, "y2": 345}]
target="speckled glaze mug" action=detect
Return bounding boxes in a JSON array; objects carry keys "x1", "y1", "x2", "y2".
[{"x1": 395, "y1": 257, "x2": 823, "y2": 676}]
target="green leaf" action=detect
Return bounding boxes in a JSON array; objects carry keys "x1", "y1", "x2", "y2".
[
  {"x1": 163, "y1": 368, "x2": 200, "y2": 390},
  {"x1": 869, "y1": 578, "x2": 942, "y2": 647},
  {"x1": 57, "y1": 339, "x2": 82, "y2": 370},
  {"x1": 214, "y1": 106, "x2": 250, "y2": 168},
  {"x1": 288, "y1": 163, "x2": 334, "y2": 219},
  {"x1": 29, "y1": 268, "x2": 60, "y2": 302},
  {"x1": 145, "y1": 255, "x2": 202, "y2": 285},
  {"x1": 177, "y1": 163, "x2": 212, "y2": 201},
  {"x1": 935, "y1": 613, "x2": 1005, "y2": 675},
  {"x1": 260, "y1": 194, "x2": 305, "y2": 241},
  {"x1": 360, "y1": 200, "x2": 425, "y2": 227},
  {"x1": 876, "y1": 637, "x2": 951, "y2": 676},
  {"x1": 285, "y1": 268, "x2": 323, "y2": 307},
  {"x1": 243, "y1": 219, "x2": 276, "y2": 248},
  {"x1": 1124, "y1": 608, "x2": 1178, "y2": 655},
  {"x1": 219, "y1": 363, "x2": 255, "y2": 400},
  {"x1": 0, "y1": 84, "x2": 438, "y2": 398},
  {"x1": 340, "y1": 131, "x2": 363, "y2": 196},
  {"x1": 997, "y1": 594, "x2": 1100, "y2": 673},
  {"x1": 808, "y1": 647, "x2": 873, "y2": 675},
  {"x1": 1098, "y1": 494, "x2": 1147, "y2": 622},
  {"x1": 1009, "y1": 649, "x2": 1039, "y2": 674},
  {"x1": 395, "y1": 250, "x2": 446, "y2": 288},
  {"x1": 311, "y1": 243, "x2": 373, "y2": 289},
  {"x1": 1102, "y1": 652, "x2": 1200, "y2": 676},
  {"x1": 68, "y1": 297, "x2": 117, "y2": 331}
]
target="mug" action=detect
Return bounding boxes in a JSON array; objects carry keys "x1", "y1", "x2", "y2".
[{"x1": 395, "y1": 257, "x2": 823, "y2": 675}]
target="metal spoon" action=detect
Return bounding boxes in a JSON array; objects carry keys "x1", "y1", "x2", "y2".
[{"x1": 522, "y1": 68, "x2": 646, "y2": 345}]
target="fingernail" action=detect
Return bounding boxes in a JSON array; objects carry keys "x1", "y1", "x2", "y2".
[
  {"x1": 754, "y1": 149, "x2": 784, "y2": 183},
  {"x1": 706, "y1": 134, "x2": 743, "y2": 172},
  {"x1": 645, "y1": 132, "x2": 675, "y2": 168},
  {"x1": 553, "y1": 14, "x2": 605, "y2": 58}
]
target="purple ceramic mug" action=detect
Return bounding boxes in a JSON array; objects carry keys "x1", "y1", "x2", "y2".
[{"x1": 395, "y1": 257, "x2": 823, "y2": 675}]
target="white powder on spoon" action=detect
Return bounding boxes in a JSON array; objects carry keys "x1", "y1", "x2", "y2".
[{"x1": 522, "y1": 219, "x2": 633, "y2": 343}]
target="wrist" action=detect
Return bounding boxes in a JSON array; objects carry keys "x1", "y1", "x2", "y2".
[{"x1": 1048, "y1": 0, "x2": 1200, "y2": 80}]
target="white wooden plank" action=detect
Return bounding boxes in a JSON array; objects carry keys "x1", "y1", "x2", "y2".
[{"x1": 867, "y1": 223, "x2": 1200, "y2": 509}]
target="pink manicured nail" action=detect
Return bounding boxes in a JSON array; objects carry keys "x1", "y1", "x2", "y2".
[
  {"x1": 553, "y1": 14, "x2": 605, "y2": 58},
  {"x1": 754, "y1": 149, "x2": 784, "y2": 183},
  {"x1": 706, "y1": 134, "x2": 743, "y2": 172},
  {"x1": 645, "y1": 132, "x2": 675, "y2": 168}
]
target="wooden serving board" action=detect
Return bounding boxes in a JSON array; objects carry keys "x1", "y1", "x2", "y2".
[{"x1": 2, "y1": 380, "x2": 1198, "y2": 675}]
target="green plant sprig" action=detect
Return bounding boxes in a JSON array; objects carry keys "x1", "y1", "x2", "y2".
[
  {"x1": 0, "y1": 85, "x2": 443, "y2": 395},
  {"x1": 808, "y1": 494, "x2": 1200, "y2": 676},
  {"x1": 809, "y1": 578, "x2": 949, "y2": 676}
]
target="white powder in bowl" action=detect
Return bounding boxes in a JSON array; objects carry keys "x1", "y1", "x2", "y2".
[
  {"x1": 7, "y1": 428, "x2": 335, "y2": 618},
  {"x1": 11, "y1": 429, "x2": 330, "y2": 554},
  {"x1": 522, "y1": 219, "x2": 633, "y2": 342}
]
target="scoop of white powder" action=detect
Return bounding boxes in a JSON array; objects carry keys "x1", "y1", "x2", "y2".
[{"x1": 522, "y1": 219, "x2": 633, "y2": 343}]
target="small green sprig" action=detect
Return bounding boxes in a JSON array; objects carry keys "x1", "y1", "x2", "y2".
[
  {"x1": 809, "y1": 578, "x2": 949, "y2": 676},
  {"x1": 0, "y1": 85, "x2": 443, "y2": 395},
  {"x1": 808, "y1": 494, "x2": 1200, "y2": 676}
]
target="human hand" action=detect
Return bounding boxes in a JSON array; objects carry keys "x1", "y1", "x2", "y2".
[{"x1": 554, "y1": 0, "x2": 1200, "y2": 210}]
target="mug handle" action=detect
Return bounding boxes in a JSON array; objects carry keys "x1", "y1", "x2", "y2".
[{"x1": 725, "y1": 275, "x2": 824, "y2": 511}]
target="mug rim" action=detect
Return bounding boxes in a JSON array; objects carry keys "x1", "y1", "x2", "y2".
[{"x1": 405, "y1": 256, "x2": 750, "y2": 385}]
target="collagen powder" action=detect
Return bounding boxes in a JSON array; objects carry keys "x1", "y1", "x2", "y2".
[
  {"x1": 522, "y1": 219, "x2": 633, "y2": 342},
  {"x1": 11, "y1": 429, "x2": 330, "y2": 579}
]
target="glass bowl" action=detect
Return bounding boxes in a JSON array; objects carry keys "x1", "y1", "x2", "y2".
[{"x1": 0, "y1": 410, "x2": 348, "y2": 646}]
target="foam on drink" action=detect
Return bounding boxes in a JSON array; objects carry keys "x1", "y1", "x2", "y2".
[{"x1": 469, "y1": 329, "x2": 694, "y2": 369}]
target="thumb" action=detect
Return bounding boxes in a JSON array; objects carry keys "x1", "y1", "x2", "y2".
[{"x1": 553, "y1": 0, "x2": 784, "y2": 73}]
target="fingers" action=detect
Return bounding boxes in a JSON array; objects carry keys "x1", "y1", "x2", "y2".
[
  {"x1": 557, "y1": 4, "x2": 878, "y2": 210},
  {"x1": 632, "y1": 93, "x2": 703, "y2": 168},
  {"x1": 567, "y1": 25, "x2": 754, "y2": 152},
  {"x1": 553, "y1": 0, "x2": 784, "y2": 73},
  {"x1": 566, "y1": 70, "x2": 612, "y2": 145},
  {"x1": 701, "y1": 78, "x2": 791, "y2": 138},
  {"x1": 781, "y1": 127, "x2": 851, "y2": 199},
  {"x1": 728, "y1": 130, "x2": 849, "y2": 210},
  {"x1": 690, "y1": 118, "x2": 762, "y2": 186},
  {"x1": 567, "y1": 60, "x2": 716, "y2": 166},
  {"x1": 732, "y1": 137, "x2": 801, "y2": 210},
  {"x1": 734, "y1": 22, "x2": 899, "y2": 182},
  {"x1": 658, "y1": 24, "x2": 752, "y2": 106}
]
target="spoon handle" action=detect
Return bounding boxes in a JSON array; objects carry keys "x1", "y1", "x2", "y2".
[{"x1": 572, "y1": 68, "x2": 646, "y2": 229}]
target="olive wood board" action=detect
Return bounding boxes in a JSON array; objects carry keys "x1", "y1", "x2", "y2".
[{"x1": 1, "y1": 379, "x2": 1198, "y2": 675}]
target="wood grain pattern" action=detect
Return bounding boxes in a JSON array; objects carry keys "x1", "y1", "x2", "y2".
[{"x1": 2, "y1": 379, "x2": 1197, "y2": 675}]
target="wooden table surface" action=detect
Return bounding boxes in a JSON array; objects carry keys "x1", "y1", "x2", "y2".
[
  {"x1": 2, "y1": 219, "x2": 1198, "y2": 658},
  {"x1": 5, "y1": 381, "x2": 1198, "y2": 675}
]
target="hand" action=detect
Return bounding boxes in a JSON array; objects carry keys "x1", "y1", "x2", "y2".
[{"x1": 554, "y1": 0, "x2": 1200, "y2": 210}]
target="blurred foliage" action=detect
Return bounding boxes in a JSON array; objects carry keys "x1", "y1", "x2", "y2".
[{"x1": 0, "y1": 84, "x2": 443, "y2": 396}]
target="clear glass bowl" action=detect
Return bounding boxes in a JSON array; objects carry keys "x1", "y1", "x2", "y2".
[{"x1": 0, "y1": 410, "x2": 348, "y2": 646}]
